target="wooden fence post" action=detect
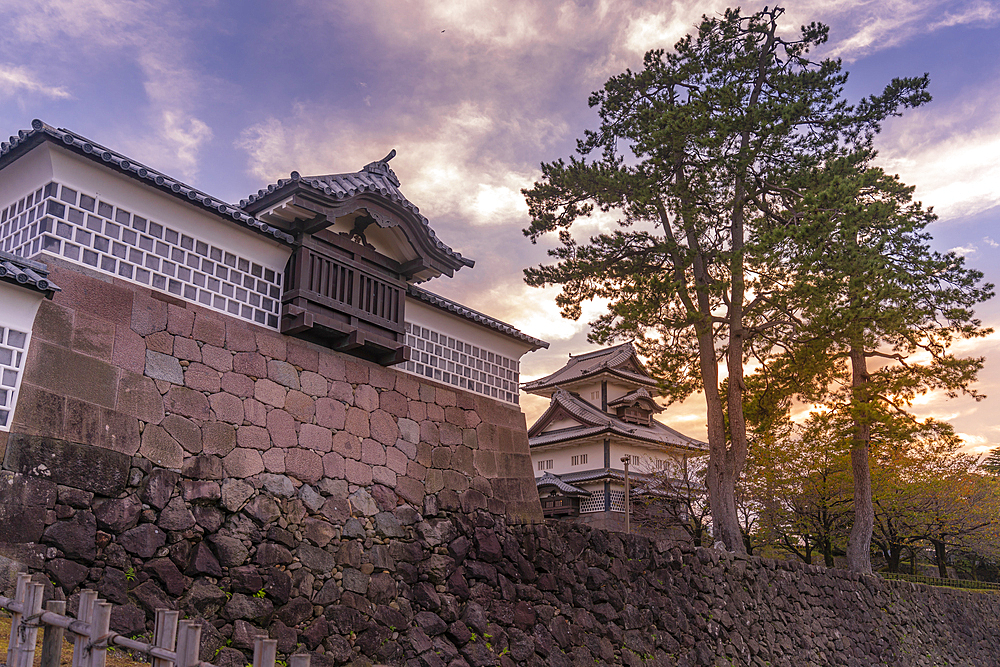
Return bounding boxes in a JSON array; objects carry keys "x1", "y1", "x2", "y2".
[
  {"x1": 288, "y1": 653, "x2": 311, "y2": 667},
  {"x1": 87, "y1": 600, "x2": 112, "y2": 667},
  {"x1": 152, "y1": 609, "x2": 180, "y2": 667},
  {"x1": 72, "y1": 589, "x2": 98, "y2": 667},
  {"x1": 252, "y1": 638, "x2": 277, "y2": 667},
  {"x1": 40, "y1": 599, "x2": 67, "y2": 667},
  {"x1": 13, "y1": 581, "x2": 45, "y2": 667},
  {"x1": 6, "y1": 572, "x2": 30, "y2": 667},
  {"x1": 174, "y1": 619, "x2": 202, "y2": 667}
]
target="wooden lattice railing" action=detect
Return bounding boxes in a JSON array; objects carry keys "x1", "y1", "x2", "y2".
[{"x1": 1, "y1": 573, "x2": 308, "y2": 667}]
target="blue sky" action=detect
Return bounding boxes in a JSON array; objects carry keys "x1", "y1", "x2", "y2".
[{"x1": 2, "y1": 0, "x2": 1000, "y2": 452}]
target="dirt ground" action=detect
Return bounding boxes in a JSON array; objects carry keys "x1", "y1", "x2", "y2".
[{"x1": 0, "y1": 613, "x2": 148, "y2": 667}]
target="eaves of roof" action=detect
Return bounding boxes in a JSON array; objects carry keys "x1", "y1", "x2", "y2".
[
  {"x1": 0, "y1": 121, "x2": 294, "y2": 245},
  {"x1": 408, "y1": 285, "x2": 548, "y2": 351},
  {"x1": 0, "y1": 250, "x2": 59, "y2": 296},
  {"x1": 240, "y1": 156, "x2": 473, "y2": 271},
  {"x1": 528, "y1": 389, "x2": 707, "y2": 451},
  {"x1": 521, "y1": 342, "x2": 658, "y2": 392},
  {"x1": 535, "y1": 472, "x2": 591, "y2": 496}
]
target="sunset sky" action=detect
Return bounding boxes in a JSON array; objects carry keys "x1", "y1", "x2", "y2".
[{"x1": 2, "y1": 0, "x2": 999, "y2": 453}]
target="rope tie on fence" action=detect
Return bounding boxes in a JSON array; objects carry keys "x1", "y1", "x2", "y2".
[
  {"x1": 17, "y1": 612, "x2": 45, "y2": 641},
  {"x1": 85, "y1": 632, "x2": 119, "y2": 652}
]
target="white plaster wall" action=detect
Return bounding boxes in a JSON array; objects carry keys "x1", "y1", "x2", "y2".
[
  {"x1": 47, "y1": 146, "x2": 290, "y2": 271},
  {"x1": 404, "y1": 298, "x2": 538, "y2": 362},
  {"x1": 0, "y1": 282, "x2": 45, "y2": 432},
  {"x1": 0, "y1": 145, "x2": 52, "y2": 212}
]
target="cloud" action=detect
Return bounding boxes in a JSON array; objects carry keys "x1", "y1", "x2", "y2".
[
  {"x1": 950, "y1": 244, "x2": 978, "y2": 257},
  {"x1": 984, "y1": 237, "x2": 999, "y2": 248},
  {"x1": 0, "y1": 0, "x2": 214, "y2": 181},
  {"x1": 0, "y1": 64, "x2": 70, "y2": 99}
]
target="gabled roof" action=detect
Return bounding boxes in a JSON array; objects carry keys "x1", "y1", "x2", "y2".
[
  {"x1": 408, "y1": 285, "x2": 548, "y2": 351},
  {"x1": 0, "y1": 120, "x2": 293, "y2": 244},
  {"x1": 608, "y1": 387, "x2": 664, "y2": 413},
  {"x1": 536, "y1": 472, "x2": 591, "y2": 497},
  {"x1": 528, "y1": 388, "x2": 706, "y2": 451},
  {"x1": 521, "y1": 342, "x2": 658, "y2": 394},
  {"x1": 240, "y1": 151, "x2": 473, "y2": 277},
  {"x1": 0, "y1": 250, "x2": 59, "y2": 296}
]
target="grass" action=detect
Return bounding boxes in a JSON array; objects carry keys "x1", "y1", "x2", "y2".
[{"x1": 0, "y1": 613, "x2": 149, "y2": 667}]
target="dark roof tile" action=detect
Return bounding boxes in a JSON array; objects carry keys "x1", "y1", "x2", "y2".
[{"x1": 0, "y1": 250, "x2": 60, "y2": 295}]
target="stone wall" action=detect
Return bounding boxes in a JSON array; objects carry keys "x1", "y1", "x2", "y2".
[{"x1": 4, "y1": 258, "x2": 999, "y2": 667}]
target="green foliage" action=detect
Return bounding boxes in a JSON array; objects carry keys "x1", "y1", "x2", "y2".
[
  {"x1": 522, "y1": 5, "x2": 929, "y2": 551},
  {"x1": 253, "y1": 589, "x2": 266, "y2": 599}
]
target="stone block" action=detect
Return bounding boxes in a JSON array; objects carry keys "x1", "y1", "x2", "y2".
[
  {"x1": 117, "y1": 371, "x2": 165, "y2": 423},
  {"x1": 354, "y1": 384, "x2": 379, "y2": 412},
  {"x1": 255, "y1": 379, "x2": 286, "y2": 408},
  {"x1": 144, "y1": 350, "x2": 184, "y2": 384},
  {"x1": 140, "y1": 425, "x2": 185, "y2": 469},
  {"x1": 182, "y1": 479, "x2": 221, "y2": 502},
  {"x1": 192, "y1": 312, "x2": 226, "y2": 346},
  {"x1": 370, "y1": 409, "x2": 399, "y2": 446},
  {"x1": 420, "y1": 421, "x2": 440, "y2": 445},
  {"x1": 202, "y1": 422, "x2": 237, "y2": 456},
  {"x1": 321, "y1": 451, "x2": 345, "y2": 479},
  {"x1": 315, "y1": 398, "x2": 346, "y2": 430},
  {"x1": 0, "y1": 471, "x2": 55, "y2": 542},
  {"x1": 94, "y1": 496, "x2": 141, "y2": 532},
  {"x1": 256, "y1": 328, "x2": 286, "y2": 360},
  {"x1": 345, "y1": 458, "x2": 373, "y2": 485},
  {"x1": 262, "y1": 447, "x2": 286, "y2": 473},
  {"x1": 379, "y1": 390, "x2": 408, "y2": 418},
  {"x1": 344, "y1": 358, "x2": 369, "y2": 384},
  {"x1": 407, "y1": 460, "x2": 426, "y2": 481},
  {"x1": 159, "y1": 495, "x2": 197, "y2": 530},
  {"x1": 285, "y1": 449, "x2": 323, "y2": 484},
  {"x1": 426, "y1": 403, "x2": 444, "y2": 422},
  {"x1": 329, "y1": 380, "x2": 353, "y2": 404},
  {"x1": 27, "y1": 341, "x2": 119, "y2": 409},
  {"x1": 10, "y1": 382, "x2": 66, "y2": 438},
  {"x1": 63, "y1": 397, "x2": 102, "y2": 445},
  {"x1": 221, "y1": 371, "x2": 254, "y2": 397},
  {"x1": 173, "y1": 335, "x2": 202, "y2": 362},
  {"x1": 166, "y1": 304, "x2": 194, "y2": 336},
  {"x1": 221, "y1": 478, "x2": 255, "y2": 511},
  {"x1": 237, "y1": 425, "x2": 270, "y2": 450},
  {"x1": 42, "y1": 511, "x2": 97, "y2": 562},
  {"x1": 284, "y1": 390, "x2": 315, "y2": 422},
  {"x1": 5, "y1": 433, "x2": 130, "y2": 495},
  {"x1": 362, "y1": 439, "x2": 387, "y2": 466},
  {"x1": 33, "y1": 299, "x2": 74, "y2": 346},
  {"x1": 299, "y1": 423, "x2": 332, "y2": 452},
  {"x1": 113, "y1": 324, "x2": 146, "y2": 374},
  {"x1": 386, "y1": 446, "x2": 409, "y2": 475},
  {"x1": 100, "y1": 408, "x2": 141, "y2": 455},
  {"x1": 395, "y1": 373, "x2": 419, "y2": 400},
  {"x1": 244, "y1": 398, "x2": 267, "y2": 426},
  {"x1": 299, "y1": 371, "x2": 327, "y2": 396},
  {"x1": 225, "y1": 320, "x2": 257, "y2": 353},
  {"x1": 395, "y1": 476, "x2": 425, "y2": 506},
  {"x1": 318, "y1": 352, "x2": 345, "y2": 380},
  {"x1": 345, "y1": 407, "x2": 370, "y2": 438},
  {"x1": 185, "y1": 363, "x2": 221, "y2": 393},
  {"x1": 223, "y1": 448, "x2": 265, "y2": 478},
  {"x1": 267, "y1": 409, "x2": 297, "y2": 448},
  {"x1": 165, "y1": 386, "x2": 211, "y2": 420},
  {"x1": 332, "y1": 431, "x2": 360, "y2": 460},
  {"x1": 234, "y1": 352, "x2": 267, "y2": 378},
  {"x1": 163, "y1": 414, "x2": 202, "y2": 453},
  {"x1": 51, "y1": 267, "x2": 132, "y2": 325},
  {"x1": 286, "y1": 339, "x2": 319, "y2": 372},
  {"x1": 145, "y1": 330, "x2": 174, "y2": 355},
  {"x1": 210, "y1": 392, "x2": 245, "y2": 425},
  {"x1": 372, "y1": 466, "x2": 396, "y2": 487},
  {"x1": 268, "y1": 360, "x2": 301, "y2": 390},
  {"x1": 70, "y1": 310, "x2": 116, "y2": 359}
]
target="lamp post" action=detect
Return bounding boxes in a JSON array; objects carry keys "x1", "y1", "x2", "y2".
[{"x1": 621, "y1": 455, "x2": 630, "y2": 534}]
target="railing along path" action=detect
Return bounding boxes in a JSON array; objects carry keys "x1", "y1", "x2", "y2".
[{"x1": 1, "y1": 573, "x2": 308, "y2": 667}]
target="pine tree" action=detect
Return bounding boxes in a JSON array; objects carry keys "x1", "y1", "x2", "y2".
[{"x1": 522, "y1": 7, "x2": 928, "y2": 551}]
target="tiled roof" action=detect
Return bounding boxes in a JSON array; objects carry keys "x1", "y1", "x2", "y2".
[
  {"x1": 529, "y1": 389, "x2": 706, "y2": 451},
  {"x1": 407, "y1": 285, "x2": 549, "y2": 351},
  {"x1": 521, "y1": 342, "x2": 657, "y2": 392},
  {"x1": 535, "y1": 472, "x2": 591, "y2": 496},
  {"x1": 608, "y1": 387, "x2": 664, "y2": 413},
  {"x1": 241, "y1": 151, "x2": 473, "y2": 269},
  {"x1": 0, "y1": 120, "x2": 294, "y2": 244},
  {"x1": 0, "y1": 250, "x2": 59, "y2": 295}
]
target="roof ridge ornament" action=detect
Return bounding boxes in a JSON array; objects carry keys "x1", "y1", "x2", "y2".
[{"x1": 362, "y1": 149, "x2": 400, "y2": 187}]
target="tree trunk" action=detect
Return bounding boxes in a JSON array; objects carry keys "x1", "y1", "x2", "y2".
[
  {"x1": 933, "y1": 540, "x2": 948, "y2": 579},
  {"x1": 823, "y1": 538, "x2": 835, "y2": 568},
  {"x1": 886, "y1": 544, "x2": 902, "y2": 573},
  {"x1": 846, "y1": 343, "x2": 874, "y2": 574}
]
